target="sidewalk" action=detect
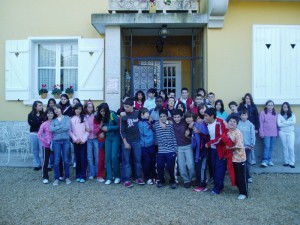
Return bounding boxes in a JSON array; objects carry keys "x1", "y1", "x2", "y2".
[{"x1": 252, "y1": 164, "x2": 300, "y2": 174}]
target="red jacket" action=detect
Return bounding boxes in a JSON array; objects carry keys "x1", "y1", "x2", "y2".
[
  {"x1": 206, "y1": 118, "x2": 236, "y2": 186},
  {"x1": 177, "y1": 97, "x2": 194, "y2": 111}
]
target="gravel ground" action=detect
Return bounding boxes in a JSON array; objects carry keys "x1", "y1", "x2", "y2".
[{"x1": 0, "y1": 167, "x2": 299, "y2": 225}]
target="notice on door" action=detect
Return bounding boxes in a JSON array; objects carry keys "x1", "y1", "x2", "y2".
[{"x1": 106, "y1": 77, "x2": 119, "y2": 94}]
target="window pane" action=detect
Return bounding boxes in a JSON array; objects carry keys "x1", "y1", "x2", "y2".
[
  {"x1": 61, "y1": 43, "x2": 78, "y2": 67},
  {"x1": 38, "y1": 44, "x2": 56, "y2": 67},
  {"x1": 38, "y1": 69, "x2": 56, "y2": 92},
  {"x1": 61, "y1": 69, "x2": 78, "y2": 91}
]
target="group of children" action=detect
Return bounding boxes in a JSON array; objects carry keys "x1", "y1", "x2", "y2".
[{"x1": 28, "y1": 88, "x2": 296, "y2": 200}]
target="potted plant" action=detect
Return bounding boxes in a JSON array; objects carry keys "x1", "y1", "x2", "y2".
[
  {"x1": 65, "y1": 85, "x2": 74, "y2": 99},
  {"x1": 51, "y1": 84, "x2": 62, "y2": 99},
  {"x1": 39, "y1": 84, "x2": 48, "y2": 99}
]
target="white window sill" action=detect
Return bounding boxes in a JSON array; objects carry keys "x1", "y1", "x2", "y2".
[
  {"x1": 23, "y1": 97, "x2": 84, "y2": 106},
  {"x1": 254, "y1": 98, "x2": 300, "y2": 105}
]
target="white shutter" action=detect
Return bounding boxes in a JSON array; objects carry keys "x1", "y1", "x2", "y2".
[
  {"x1": 5, "y1": 40, "x2": 30, "y2": 100},
  {"x1": 78, "y1": 38, "x2": 104, "y2": 100}
]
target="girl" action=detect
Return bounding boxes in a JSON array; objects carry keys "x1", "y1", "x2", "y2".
[
  {"x1": 134, "y1": 90, "x2": 146, "y2": 110},
  {"x1": 38, "y1": 107, "x2": 55, "y2": 184},
  {"x1": 277, "y1": 102, "x2": 296, "y2": 168},
  {"x1": 197, "y1": 103, "x2": 207, "y2": 123},
  {"x1": 95, "y1": 103, "x2": 121, "y2": 185},
  {"x1": 215, "y1": 99, "x2": 227, "y2": 121},
  {"x1": 47, "y1": 98, "x2": 56, "y2": 108},
  {"x1": 72, "y1": 98, "x2": 81, "y2": 107},
  {"x1": 84, "y1": 101, "x2": 102, "y2": 181},
  {"x1": 50, "y1": 104, "x2": 71, "y2": 186},
  {"x1": 59, "y1": 94, "x2": 73, "y2": 117},
  {"x1": 158, "y1": 89, "x2": 168, "y2": 108},
  {"x1": 259, "y1": 100, "x2": 278, "y2": 167},
  {"x1": 176, "y1": 102, "x2": 186, "y2": 114},
  {"x1": 28, "y1": 101, "x2": 45, "y2": 170},
  {"x1": 70, "y1": 103, "x2": 89, "y2": 183}
]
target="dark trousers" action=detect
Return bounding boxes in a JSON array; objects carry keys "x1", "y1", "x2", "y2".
[
  {"x1": 245, "y1": 148, "x2": 252, "y2": 179},
  {"x1": 194, "y1": 151, "x2": 208, "y2": 188},
  {"x1": 141, "y1": 145, "x2": 157, "y2": 181},
  {"x1": 157, "y1": 152, "x2": 177, "y2": 184},
  {"x1": 74, "y1": 143, "x2": 88, "y2": 180},
  {"x1": 233, "y1": 161, "x2": 248, "y2": 196},
  {"x1": 211, "y1": 148, "x2": 227, "y2": 194},
  {"x1": 207, "y1": 149, "x2": 213, "y2": 179},
  {"x1": 42, "y1": 147, "x2": 51, "y2": 179}
]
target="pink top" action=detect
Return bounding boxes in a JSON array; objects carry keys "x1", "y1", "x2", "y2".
[
  {"x1": 38, "y1": 120, "x2": 53, "y2": 148},
  {"x1": 86, "y1": 114, "x2": 97, "y2": 139},
  {"x1": 69, "y1": 116, "x2": 89, "y2": 143},
  {"x1": 259, "y1": 110, "x2": 278, "y2": 137}
]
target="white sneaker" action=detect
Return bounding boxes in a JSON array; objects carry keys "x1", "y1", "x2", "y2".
[
  {"x1": 43, "y1": 179, "x2": 49, "y2": 184},
  {"x1": 147, "y1": 179, "x2": 154, "y2": 185},
  {"x1": 59, "y1": 177, "x2": 64, "y2": 181},
  {"x1": 89, "y1": 176, "x2": 94, "y2": 180},
  {"x1": 238, "y1": 194, "x2": 247, "y2": 200},
  {"x1": 65, "y1": 178, "x2": 71, "y2": 185},
  {"x1": 105, "y1": 180, "x2": 112, "y2": 185},
  {"x1": 97, "y1": 177, "x2": 105, "y2": 182},
  {"x1": 268, "y1": 162, "x2": 274, "y2": 166},
  {"x1": 248, "y1": 178, "x2": 253, "y2": 183},
  {"x1": 53, "y1": 180, "x2": 59, "y2": 186},
  {"x1": 261, "y1": 162, "x2": 268, "y2": 167},
  {"x1": 114, "y1": 178, "x2": 121, "y2": 184},
  {"x1": 73, "y1": 162, "x2": 76, "y2": 168}
]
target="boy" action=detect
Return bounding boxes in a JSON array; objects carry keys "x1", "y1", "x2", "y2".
[
  {"x1": 227, "y1": 101, "x2": 240, "y2": 122},
  {"x1": 222, "y1": 116, "x2": 248, "y2": 200},
  {"x1": 138, "y1": 108, "x2": 156, "y2": 185},
  {"x1": 144, "y1": 88, "x2": 156, "y2": 110},
  {"x1": 206, "y1": 92, "x2": 215, "y2": 108},
  {"x1": 175, "y1": 88, "x2": 194, "y2": 111},
  {"x1": 168, "y1": 89, "x2": 176, "y2": 99},
  {"x1": 150, "y1": 96, "x2": 170, "y2": 122},
  {"x1": 154, "y1": 109, "x2": 177, "y2": 189},
  {"x1": 237, "y1": 109, "x2": 256, "y2": 183},
  {"x1": 166, "y1": 97, "x2": 176, "y2": 117},
  {"x1": 120, "y1": 98, "x2": 145, "y2": 187},
  {"x1": 172, "y1": 109, "x2": 196, "y2": 188},
  {"x1": 190, "y1": 94, "x2": 204, "y2": 115}
]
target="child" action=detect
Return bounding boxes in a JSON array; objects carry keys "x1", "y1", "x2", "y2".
[
  {"x1": 59, "y1": 94, "x2": 74, "y2": 117},
  {"x1": 134, "y1": 90, "x2": 146, "y2": 110},
  {"x1": 96, "y1": 103, "x2": 121, "y2": 184},
  {"x1": 172, "y1": 109, "x2": 196, "y2": 188},
  {"x1": 196, "y1": 88, "x2": 207, "y2": 99},
  {"x1": 117, "y1": 95, "x2": 130, "y2": 116},
  {"x1": 158, "y1": 89, "x2": 168, "y2": 108},
  {"x1": 259, "y1": 100, "x2": 278, "y2": 167},
  {"x1": 207, "y1": 92, "x2": 215, "y2": 108},
  {"x1": 166, "y1": 97, "x2": 176, "y2": 117},
  {"x1": 138, "y1": 108, "x2": 156, "y2": 185},
  {"x1": 28, "y1": 101, "x2": 45, "y2": 171},
  {"x1": 168, "y1": 89, "x2": 176, "y2": 99},
  {"x1": 70, "y1": 103, "x2": 89, "y2": 183},
  {"x1": 154, "y1": 109, "x2": 177, "y2": 189},
  {"x1": 50, "y1": 104, "x2": 71, "y2": 186},
  {"x1": 227, "y1": 101, "x2": 240, "y2": 122},
  {"x1": 215, "y1": 99, "x2": 227, "y2": 121},
  {"x1": 120, "y1": 98, "x2": 145, "y2": 187},
  {"x1": 38, "y1": 107, "x2": 55, "y2": 184},
  {"x1": 190, "y1": 95, "x2": 204, "y2": 115},
  {"x1": 144, "y1": 88, "x2": 157, "y2": 110},
  {"x1": 278, "y1": 102, "x2": 296, "y2": 168},
  {"x1": 47, "y1": 98, "x2": 56, "y2": 108},
  {"x1": 72, "y1": 98, "x2": 81, "y2": 107},
  {"x1": 222, "y1": 116, "x2": 248, "y2": 200},
  {"x1": 150, "y1": 96, "x2": 170, "y2": 122},
  {"x1": 176, "y1": 102, "x2": 186, "y2": 114},
  {"x1": 175, "y1": 88, "x2": 194, "y2": 111},
  {"x1": 84, "y1": 101, "x2": 100, "y2": 181},
  {"x1": 237, "y1": 109, "x2": 256, "y2": 183}
]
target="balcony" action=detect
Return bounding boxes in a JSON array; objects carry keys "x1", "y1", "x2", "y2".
[{"x1": 108, "y1": 0, "x2": 199, "y2": 13}]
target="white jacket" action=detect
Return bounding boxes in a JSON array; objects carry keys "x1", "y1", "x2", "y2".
[{"x1": 277, "y1": 113, "x2": 296, "y2": 133}]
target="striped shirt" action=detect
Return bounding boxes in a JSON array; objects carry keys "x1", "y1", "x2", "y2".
[{"x1": 154, "y1": 121, "x2": 177, "y2": 153}]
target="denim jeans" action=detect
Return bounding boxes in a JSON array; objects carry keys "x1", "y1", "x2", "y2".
[
  {"x1": 105, "y1": 137, "x2": 121, "y2": 180},
  {"x1": 30, "y1": 133, "x2": 43, "y2": 167},
  {"x1": 245, "y1": 148, "x2": 252, "y2": 179},
  {"x1": 87, "y1": 138, "x2": 99, "y2": 177},
  {"x1": 177, "y1": 145, "x2": 196, "y2": 183},
  {"x1": 122, "y1": 140, "x2": 142, "y2": 182},
  {"x1": 263, "y1": 136, "x2": 277, "y2": 164},
  {"x1": 52, "y1": 139, "x2": 71, "y2": 180}
]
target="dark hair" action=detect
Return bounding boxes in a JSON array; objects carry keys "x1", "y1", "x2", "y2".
[
  {"x1": 84, "y1": 101, "x2": 95, "y2": 115},
  {"x1": 168, "y1": 97, "x2": 175, "y2": 102},
  {"x1": 208, "y1": 92, "x2": 215, "y2": 96},
  {"x1": 159, "y1": 109, "x2": 168, "y2": 116},
  {"x1": 242, "y1": 93, "x2": 254, "y2": 105},
  {"x1": 73, "y1": 98, "x2": 81, "y2": 105},
  {"x1": 159, "y1": 89, "x2": 168, "y2": 101},
  {"x1": 124, "y1": 97, "x2": 134, "y2": 106},
  {"x1": 228, "y1": 115, "x2": 239, "y2": 124},
  {"x1": 147, "y1": 88, "x2": 156, "y2": 94},
  {"x1": 53, "y1": 104, "x2": 62, "y2": 114},
  {"x1": 95, "y1": 103, "x2": 110, "y2": 123},
  {"x1": 196, "y1": 88, "x2": 206, "y2": 97},
  {"x1": 156, "y1": 96, "x2": 163, "y2": 102},
  {"x1": 228, "y1": 101, "x2": 238, "y2": 108},
  {"x1": 173, "y1": 109, "x2": 183, "y2": 117},
  {"x1": 264, "y1": 100, "x2": 276, "y2": 115},
  {"x1": 31, "y1": 100, "x2": 44, "y2": 116},
  {"x1": 176, "y1": 102, "x2": 186, "y2": 112},
  {"x1": 215, "y1": 99, "x2": 225, "y2": 113},
  {"x1": 46, "y1": 98, "x2": 56, "y2": 108},
  {"x1": 59, "y1": 94, "x2": 71, "y2": 109},
  {"x1": 280, "y1": 102, "x2": 292, "y2": 119},
  {"x1": 134, "y1": 90, "x2": 146, "y2": 103},
  {"x1": 140, "y1": 107, "x2": 149, "y2": 115},
  {"x1": 184, "y1": 111, "x2": 196, "y2": 121},
  {"x1": 240, "y1": 109, "x2": 248, "y2": 115},
  {"x1": 197, "y1": 103, "x2": 207, "y2": 119},
  {"x1": 204, "y1": 108, "x2": 216, "y2": 119},
  {"x1": 73, "y1": 103, "x2": 85, "y2": 123},
  {"x1": 122, "y1": 94, "x2": 130, "y2": 101},
  {"x1": 44, "y1": 107, "x2": 56, "y2": 120},
  {"x1": 195, "y1": 94, "x2": 203, "y2": 99},
  {"x1": 168, "y1": 89, "x2": 175, "y2": 95},
  {"x1": 181, "y1": 87, "x2": 188, "y2": 93}
]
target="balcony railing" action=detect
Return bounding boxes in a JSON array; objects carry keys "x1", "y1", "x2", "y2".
[{"x1": 109, "y1": 0, "x2": 198, "y2": 13}]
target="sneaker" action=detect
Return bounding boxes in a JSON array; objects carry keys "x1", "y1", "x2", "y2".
[
  {"x1": 114, "y1": 178, "x2": 121, "y2": 184},
  {"x1": 105, "y1": 180, "x2": 112, "y2": 185},
  {"x1": 251, "y1": 163, "x2": 256, "y2": 166},
  {"x1": 65, "y1": 178, "x2": 71, "y2": 185},
  {"x1": 170, "y1": 183, "x2": 177, "y2": 189},
  {"x1": 194, "y1": 187, "x2": 208, "y2": 192},
  {"x1": 43, "y1": 179, "x2": 49, "y2": 184},
  {"x1": 97, "y1": 177, "x2": 105, "y2": 183},
  {"x1": 76, "y1": 178, "x2": 81, "y2": 182},
  {"x1": 147, "y1": 179, "x2": 154, "y2": 185},
  {"x1": 53, "y1": 180, "x2": 59, "y2": 186},
  {"x1": 283, "y1": 164, "x2": 289, "y2": 167},
  {"x1": 73, "y1": 162, "x2": 76, "y2": 168},
  {"x1": 248, "y1": 178, "x2": 253, "y2": 183},
  {"x1": 59, "y1": 177, "x2": 64, "y2": 181},
  {"x1": 80, "y1": 179, "x2": 86, "y2": 183},
  {"x1": 184, "y1": 182, "x2": 191, "y2": 188},
  {"x1": 89, "y1": 176, "x2": 94, "y2": 180},
  {"x1": 238, "y1": 194, "x2": 247, "y2": 200},
  {"x1": 123, "y1": 181, "x2": 133, "y2": 188},
  {"x1": 268, "y1": 162, "x2": 274, "y2": 166},
  {"x1": 211, "y1": 190, "x2": 218, "y2": 195},
  {"x1": 290, "y1": 165, "x2": 295, "y2": 168},
  {"x1": 156, "y1": 182, "x2": 164, "y2": 188},
  {"x1": 134, "y1": 178, "x2": 145, "y2": 185},
  {"x1": 261, "y1": 162, "x2": 268, "y2": 167},
  {"x1": 34, "y1": 166, "x2": 41, "y2": 171}
]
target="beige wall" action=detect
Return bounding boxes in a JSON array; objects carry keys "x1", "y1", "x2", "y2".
[
  {"x1": 206, "y1": 1, "x2": 300, "y2": 119},
  {"x1": 0, "y1": 0, "x2": 108, "y2": 120}
]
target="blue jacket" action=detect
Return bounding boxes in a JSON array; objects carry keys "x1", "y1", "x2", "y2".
[{"x1": 138, "y1": 119, "x2": 154, "y2": 147}]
